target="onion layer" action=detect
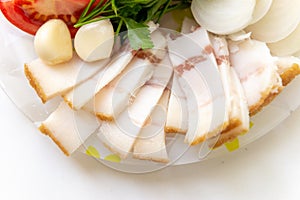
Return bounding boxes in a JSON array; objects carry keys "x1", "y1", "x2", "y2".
[
  {"x1": 250, "y1": 0, "x2": 273, "y2": 24},
  {"x1": 246, "y1": 0, "x2": 300, "y2": 43},
  {"x1": 267, "y1": 23, "x2": 300, "y2": 56},
  {"x1": 191, "y1": 0, "x2": 256, "y2": 35}
]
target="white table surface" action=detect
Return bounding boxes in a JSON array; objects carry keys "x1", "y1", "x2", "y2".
[{"x1": 1, "y1": 86, "x2": 300, "y2": 200}]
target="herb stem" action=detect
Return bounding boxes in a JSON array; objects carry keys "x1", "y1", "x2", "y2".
[
  {"x1": 93, "y1": 0, "x2": 105, "y2": 10},
  {"x1": 115, "y1": 18, "x2": 123, "y2": 36},
  {"x1": 77, "y1": 0, "x2": 96, "y2": 23},
  {"x1": 75, "y1": 0, "x2": 112, "y2": 26},
  {"x1": 74, "y1": 15, "x2": 117, "y2": 28},
  {"x1": 156, "y1": 0, "x2": 172, "y2": 23}
]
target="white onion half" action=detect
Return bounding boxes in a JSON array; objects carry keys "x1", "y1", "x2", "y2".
[
  {"x1": 191, "y1": 0, "x2": 256, "y2": 35},
  {"x1": 250, "y1": 0, "x2": 273, "y2": 24},
  {"x1": 267, "y1": 23, "x2": 300, "y2": 56},
  {"x1": 294, "y1": 50, "x2": 300, "y2": 58},
  {"x1": 246, "y1": 0, "x2": 300, "y2": 43}
]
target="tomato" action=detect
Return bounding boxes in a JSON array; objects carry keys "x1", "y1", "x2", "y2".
[{"x1": 0, "y1": 0, "x2": 92, "y2": 37}]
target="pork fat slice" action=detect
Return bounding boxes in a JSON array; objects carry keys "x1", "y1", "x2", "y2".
[
  {"x1": 133, "y1": 90, "x2": 170, "y2": 163},
  {"x1": 63, "y1": 47, "x2": 134, "y2": 110},
  {"x1": 165, "y1": 75, "x2": 188, "y2": 134},
  {"x1": 97, "y1": 55, "x2": 173, "y2": 159},
  {"x1": 168, "y1": 27, "x2": 227, "y2": 145},
  {"x1": 24, "y1": 54, "x2": 110, "y2": 103},
  {"x1": 228, "y1": 39, "x2": 282, "y2": 115},
  {"x1": 274, "y1": 56, "x2": 300, "y2": 86},
  {"x1": 93, "y1": 30, "x2": 168, "y2": 121},
  {"x1": 39, "y1": 102, "x2": 100, "y2": 156},
  {"x1": 93, "y1": 57, "x2": 154, "y2": 121},
  {"x1": 210, "y1": 35, "x2": 249, "y2": 147},
  {"x1": 165, "y1": 17, "x2": 194, "y2": 135},
  {"x1": 209, "y1": 35, "x2": 230, "y2": 131},
  {"x1": 212, "y1": 68, "x2": 250, "y2": 147}
]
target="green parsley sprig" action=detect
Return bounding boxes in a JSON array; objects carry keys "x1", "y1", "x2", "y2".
[{"x1": 74, "y1": 0, "x2": 191, "y2": 50}]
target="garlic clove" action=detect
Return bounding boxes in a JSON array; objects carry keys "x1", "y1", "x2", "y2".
[
  {"x1": 74, "y1": 19, "x2": 114, "y2": 62},
  {"x1": 34, "y1": 19, "x2": 73, "y2": 65}
]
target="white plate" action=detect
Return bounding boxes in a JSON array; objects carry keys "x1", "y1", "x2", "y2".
[{"x1": 1, "y1": 12, "x2": 300, "y2": 173}]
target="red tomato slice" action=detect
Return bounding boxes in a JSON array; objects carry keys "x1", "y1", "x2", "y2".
[{"x1": 0, "y1": 0, "x2": 92, "y2": 37}]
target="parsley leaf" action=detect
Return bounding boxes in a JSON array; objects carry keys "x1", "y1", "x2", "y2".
[{"x1": 124, "y1": 18, "x2": 154, "y2": 50}]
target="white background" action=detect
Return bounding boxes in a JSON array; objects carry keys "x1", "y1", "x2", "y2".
[
  {"x1": 1, "y1": 10, "x2": 300, "y2": 200},
  {"x1": 1, "y1": 87, "x2": 300, "y2": 200}
]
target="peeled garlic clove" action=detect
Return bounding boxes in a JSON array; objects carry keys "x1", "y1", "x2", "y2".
[
  {"x1": 34, "y1": 19, "x2": 73, "y2": 65},
  {"x1": 191, "y1": 0, "x2": 256, "y2": 35},
  {"x1": 74, "y1": 20, "x2": 114, "y2": 62}
]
